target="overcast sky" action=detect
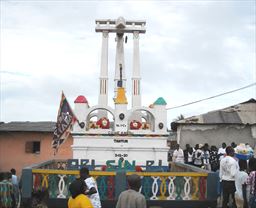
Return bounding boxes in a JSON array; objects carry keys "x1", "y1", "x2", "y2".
[{"x1": 0, "y1": 0, "x2": 255, "y2": 127}]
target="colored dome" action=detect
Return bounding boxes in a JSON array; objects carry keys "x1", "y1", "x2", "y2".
[
  {"x1": 74, "y1": 95, "x2": 88, "y2": 104},
  {"x1": 153, "y1": 97, "x2": 167, "y2": 105}
]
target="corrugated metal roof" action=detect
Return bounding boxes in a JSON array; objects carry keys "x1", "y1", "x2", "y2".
[
  {"x1": 240, "y1": 98, "x2": 256, "y2": 104},
  {"x1": 174, "y1": 98, "x2": 256, "y2": 125},
  {"x1": 0, "y1": 122, "x2": 55, "y2": 132},
  {"x1": 203, "y1": 110, "x2": 242, "y2": 124},
  {"x1": 236, "y1": 101, "x2": 256, "y2": 124}
]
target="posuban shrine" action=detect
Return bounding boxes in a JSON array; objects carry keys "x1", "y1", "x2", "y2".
[
  {"x1": 71, "y1": 17, "x2": 169, "y2": 167},
  {"x1": 19, "y1": 17, "x2": 218, "y2": 208}
]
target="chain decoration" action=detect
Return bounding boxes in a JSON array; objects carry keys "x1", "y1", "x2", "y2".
[
  {"x1": 57, "y1": 175, "x2": 66, "y2": 198},
  {"x1": 191, "y1": 177, "x2": 199, "y2": 200},
  {"x1": 167, "y1": 176, "x2": 176, "y2": 200},
  {"x1": 183, "y1": 177, "x2": 191, "y2": 200},
  {"x1": 150, "y1": 176, "x2": 159, "y2": 200},
  {"x1": 41, "y1": 174, "x2": 49, "y2": 189},
  {"x1": 48, "y1": 174, "x2": 58, "y2": 198},
  {"x1": 159, "y1": 176, "x2": 167, "y2": 200},
  {"x1": 31, "y1": 171, "x2": 209, "y2": 201},
  {"x1": 174, "y1": 177, "x2": 184, "y2": 200}
]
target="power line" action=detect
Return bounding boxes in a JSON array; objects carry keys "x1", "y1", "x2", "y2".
[{"x1": 166, "y1": 82, "x2": 256, "y2": 110}]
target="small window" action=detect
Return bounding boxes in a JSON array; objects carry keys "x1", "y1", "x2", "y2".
[{"x1": 25, "y1": 141, "x2": 41, "y2": 154}]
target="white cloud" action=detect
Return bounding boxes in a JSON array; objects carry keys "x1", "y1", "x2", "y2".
[{"x1": 0, "y1": 0, "x2": 255, "y2": 126}]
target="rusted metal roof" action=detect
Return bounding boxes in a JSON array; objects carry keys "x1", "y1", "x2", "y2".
[{"x1": 0, "y1": 122, "x2": 55, "y2": 132}]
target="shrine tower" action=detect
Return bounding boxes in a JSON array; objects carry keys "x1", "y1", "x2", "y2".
[
  {"x1": 72, "y1": 17, "x2": 169, "y2": 168},
  {"x1": 96, "y1": 17, "x2": 146, "y2": 112}
]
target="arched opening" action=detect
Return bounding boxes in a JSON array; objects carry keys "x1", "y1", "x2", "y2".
[
  {"x1": 86, "y1": 108, "x2": 115, "y2": 131},
  {"x1": 128, "y1": 109, "x2": 155, "y2": 131}
]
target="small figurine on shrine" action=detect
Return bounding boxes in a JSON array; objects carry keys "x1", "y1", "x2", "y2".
[
  {"x1": 130, "y1": 120, "x2": 142, "y2": 130},
  {"x1": 96, "y1": 117, "x2": 110, "y2": 129}
]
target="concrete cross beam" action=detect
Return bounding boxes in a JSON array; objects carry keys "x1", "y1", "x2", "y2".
[{"x1": 95, "y1": 17, "x2": 146, "y2": 34}]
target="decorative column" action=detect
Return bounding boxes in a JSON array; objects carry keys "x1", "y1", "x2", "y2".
[
  {"x1": 114, "y1": 33, "x2": 126, "y2": 98},
  {"x1": 132, "y1": 31, "x2": 141, "y2": 108},
  {"x1": 98, "y1": 31, "x2": 109, "y2": 119}
]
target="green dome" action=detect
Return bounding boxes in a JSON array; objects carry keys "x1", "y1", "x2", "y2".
[{"x1": 154, "y1": 97, "x2": 167, "y2": 105}]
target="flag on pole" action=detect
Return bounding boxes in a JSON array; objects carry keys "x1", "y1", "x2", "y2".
[{"x1": 52, "y1": 92, "x2": 77, "y2": 153}]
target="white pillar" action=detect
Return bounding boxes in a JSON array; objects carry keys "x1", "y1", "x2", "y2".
[
  {"x1": 132, "y1": 31, "x2": 141, "y2": 108},
  {"x1": 114, "y1": 33, "x2": 126, "y2": 98},
  {"x1": 98, "y1": 31, "x2": 109, "y2": 119}
]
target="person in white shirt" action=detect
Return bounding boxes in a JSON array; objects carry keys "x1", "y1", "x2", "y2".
[
  {"x1": 235, "y1": 159, "x2": 248, "y2": 208},
  {"x1": 172, "y1": 144, "x2": 184, "y2": 163},
  {"x1": 80, "y1": 167, "x2": 102, "y2": 208},
  {"x1": 10, "y1": 168, "x2": 18, "y2": 186},
  {"x1": 10, "y1": 168, "x2": 19, "y2": 207},
  {"x1": 218, "y1": 142, "x2": 227, "y2": 161},
  {"x1": 219, "y1": 146, "x2": 239, "y2": 208},
  {"x1": 193, "y1": 144, "x2": 204, "y2": 168}
]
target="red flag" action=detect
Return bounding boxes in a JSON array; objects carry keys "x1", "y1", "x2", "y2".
[{"x1": 52, "y1": 92, "x2": 77, "y2": 153}]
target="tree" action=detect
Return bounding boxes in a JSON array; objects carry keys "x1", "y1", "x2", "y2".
[{"x1": 173, "y1": 114, "x2": 185, "y2": 121}]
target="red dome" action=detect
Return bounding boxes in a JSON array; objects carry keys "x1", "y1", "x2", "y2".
[{"x1": 74, "y1": 95, "x2": 88, "y2": 104}]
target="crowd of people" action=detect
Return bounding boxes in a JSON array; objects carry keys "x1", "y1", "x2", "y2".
[
  {"x1": 171, "y1": 142, "x2": 256, "y2": 208},
  {"x1": 170, "y1": 142, "x2": 254, "y2": 172},
  {"x1": 2, "y1": 143, "x2": 256, "y2": 208},
  {"x1": 171, "y1": 142, "x2": 222, "y2": 171}
]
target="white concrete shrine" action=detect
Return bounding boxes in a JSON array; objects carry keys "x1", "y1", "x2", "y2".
[{"x1": 72, "y1": 17, "x2": 169, "y2": 167}]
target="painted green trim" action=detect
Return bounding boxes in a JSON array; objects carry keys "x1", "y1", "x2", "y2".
[{"x1": 153, "y1": 97, "x2": 167, "y2": 105}]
